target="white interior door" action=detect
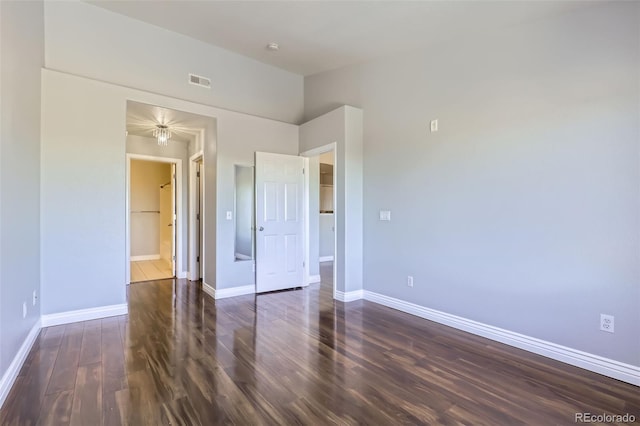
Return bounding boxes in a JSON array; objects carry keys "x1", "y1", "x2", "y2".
[{"x1": 255, "y1": 152, "x2": 305, "y2": 293}]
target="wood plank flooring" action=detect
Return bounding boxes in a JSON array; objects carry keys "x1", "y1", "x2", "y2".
[
  {"x1": 130, "y1": 259, "x2": 172, "y2": 283},
  {"x1": 1, "y1": 262, "x2": 639, "y2": 425}
]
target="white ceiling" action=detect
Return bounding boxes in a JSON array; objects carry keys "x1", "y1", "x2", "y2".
[
  {"x1": 126, "y1": 100, "x2": 213, "y2": 142},
  {"x1": 88, "y1": 1, "x2": 591, "y2": 76}
]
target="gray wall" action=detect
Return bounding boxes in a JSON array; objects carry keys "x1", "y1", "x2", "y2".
[
  {"x1": 304, "y1": 2, "x2": 640, "y2": 365},
  {"x1": 319, "y1": 214, "x2": 334, "y2": 258},
  {"x1": 215, "y1": 115, "x2": 298, "y2": 290},
  {"x1": 0, "y1": 0, "x2": 43, "y2": 378},
  {"x1": 299, "y1": 106, "x2": 363, "y2": 294},
  {"x1": 203, "y1": 120, "x2": 217, "y2": 288},
  {"x1": 44, "y1": 1, "x2": 303, "y2": 124},
  {"x1": 40, "y1": 69, "x2": 297, "y2": 314}
]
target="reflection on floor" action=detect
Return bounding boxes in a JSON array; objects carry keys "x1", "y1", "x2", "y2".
[
  {"x1": 2, "y1": 261, "x2": 639, "y2": 424},
  {"x1": 130, "y1": 259, "x2": 173, "y2": 282}
]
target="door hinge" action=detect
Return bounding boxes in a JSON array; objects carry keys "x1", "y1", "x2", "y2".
[
  {"x1": 197, "y1": 256, "x2": 200, "y2": 263},
  {"x1": 303, "y1": 261, "x2": 305, "y2": 268},
  {"x1": 197, "y1": 171, "x2": 200, "y2": 178},
  {"x1": 303, "y1": 167, "x2": 305, "y2": 175},
  {"x1": 197, "y1": 213, "x2": 200, "y2": 220},
  {"x1": 172, "y1": 255, "x2": 176, "y2": 260}
]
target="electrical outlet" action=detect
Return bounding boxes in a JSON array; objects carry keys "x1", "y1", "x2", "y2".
[
  {"x1": 226, "y1": 211, "x2": 233, "y2": 220},
  {"x1": 407, "y1": 276, "x2": 414, "y2": 287},
  {"x1": 600, "y1": 314, "x2": 614, "y2": 333},
  {"x1": 430, "y1": 119, "x2": 438, "y2": 132},
  {"x1": 33, "y1": 290, "x2": 37, "y2": 306},
  {"x1": 22, "y1": 302, "x2": 27, "y2": 319}
]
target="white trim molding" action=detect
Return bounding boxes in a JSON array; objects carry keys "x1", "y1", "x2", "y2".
[
  {"x1": 335, "y1": 289, "x2": 364, "y2": 303},
  {"x1": 41, "y1": 304, "x2": 128, "y2": 328},
  {"x1": 177, "y1": 271, "x2": 188, "y2": 279},
  {"x1": 0, "y1": 320, "x2": 41, "y2": 409},
  {"x1": 202, "y1": 282, "x2": 215, "y2": 299},
  {"x1": 130, "y1": 254, "x2": 161, "y2": 261},
  {"x1": 202, "y1": 283, "x2": 255, "y2": 300},
  {"x1": 319, "y1": 256, "x2": 334, "y2": 262},
  {"x1": 363, "y1": 291, "x2": 640, "y2": 386},
  {"x1": 308, "y1": 275, "x2": 321, "y2": 284}
]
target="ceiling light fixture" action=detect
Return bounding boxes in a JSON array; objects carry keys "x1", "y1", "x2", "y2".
[
  {"x1": 266, "y1": 42, "x2": 279, "y2": 51},
  {"x1": 153, "y1": 124, "x2": 171, "y2": 146}
]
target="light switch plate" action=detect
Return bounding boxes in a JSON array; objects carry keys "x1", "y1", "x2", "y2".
[
  {"x1": 379, "y1": 210, "x2": 391, "y2": 221},
  {"x1": 226, "y1": 211, "x2": 233, "y2": 220}
]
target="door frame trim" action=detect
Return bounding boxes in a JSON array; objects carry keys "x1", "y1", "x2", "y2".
[
  {"x1": 125, "y1": 153, "x2": 184, "y2": 284},
  {"x1": 188, "y1": 150, "x2": 204, "y2": 281}
]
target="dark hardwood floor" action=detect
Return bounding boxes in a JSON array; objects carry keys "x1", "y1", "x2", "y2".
[{"x1": 1, "y1": 262, "x2": 638, "y2": 425}]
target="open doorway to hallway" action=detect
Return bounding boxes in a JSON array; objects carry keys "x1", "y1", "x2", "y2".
[
  {"x1": 129, "y1": 159, "x2": 175, "y2": 282},
  {"x1": 125, "y1": 100, "x2": 215, "y2": 285}
]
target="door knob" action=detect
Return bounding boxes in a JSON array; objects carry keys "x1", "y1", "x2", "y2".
[{"x1": 259, "y1": 226, "x2": 264, "y2": 231}]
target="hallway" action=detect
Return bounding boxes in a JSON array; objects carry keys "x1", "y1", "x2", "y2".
[{"x1": 130, "y1": 259, "x2": 173, "y2": 283}]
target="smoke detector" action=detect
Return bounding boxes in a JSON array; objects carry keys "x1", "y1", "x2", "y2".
[{"x1": 266, "y1": 42, "x2": 279, "y2": 51}]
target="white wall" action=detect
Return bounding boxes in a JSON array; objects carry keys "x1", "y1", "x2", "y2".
[
  {"x1": 129, "y1": 159, "x2": 171, "y2": 257},
  {"x1": 44, "y1": 1, "x2": 303, "y2": 124},
  {"x1": 0, "y1": 0, "x2": 43, "y2": 384},
  {"x1": 304, "y1": 3, "x2": 640, "y2": 366}
]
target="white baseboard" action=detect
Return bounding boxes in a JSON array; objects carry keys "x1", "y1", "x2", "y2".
[
  {"x1": 307, "y1": 274, "x2": 321, "y2": 284},
  {"x1": 363, "y1": 291, "x2": 640, "y2": 386},
  {"x1": 130, "y1": 254, "x2": 160, "y2": 261},
  {"x1": 335, "y1": 289, "x2": 364, "y2": 302},
  {"x1": 177, "y1": 270, "x2": 187, "y2": 279},
  {"x1": 202, "y1": 282, "x2": 215, "y2": 298},
  {"x1": 202, "y1": 283, "x2": 255, "y2": 300},
  {"x1": 0, "y1": 319, "x2": 41, "y2": 409},
  {"x1": 319, "y1": 256, "x2": 334, "y2": 262},
  {"x1": 41, "y1": 304, "x2": 128, "y2": 328}
]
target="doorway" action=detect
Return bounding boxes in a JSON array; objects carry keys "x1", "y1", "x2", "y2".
[
  {"x1": 301, "y1": 143, "x2": 337, "y2": 299},
  {"x1": 126, "y1": 154, "x2": 183, "y2": 283}
]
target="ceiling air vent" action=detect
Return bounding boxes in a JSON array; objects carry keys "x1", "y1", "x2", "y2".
[{"x1": 189, "y1": 73, "x2": 211, "y2": 89}]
